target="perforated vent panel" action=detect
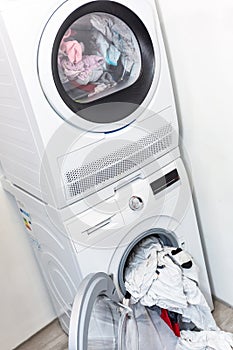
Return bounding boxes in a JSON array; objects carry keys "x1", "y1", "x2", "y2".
[{"x1": 64, "y1": 123, "x2": 175, "y2": 199}]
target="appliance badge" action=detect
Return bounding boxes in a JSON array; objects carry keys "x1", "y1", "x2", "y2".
[{"x1": 19, "y1": 208, "x2": 32, "y2": 231}]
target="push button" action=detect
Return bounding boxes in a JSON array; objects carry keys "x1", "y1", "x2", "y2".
[{"x1": 129, "y1": 196, "x2": 144, "y2": 211}]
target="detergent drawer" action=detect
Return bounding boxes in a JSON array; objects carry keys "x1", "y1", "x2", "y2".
[{"x1": 65, "y1": 197, "x2": 124, "y2": 252}]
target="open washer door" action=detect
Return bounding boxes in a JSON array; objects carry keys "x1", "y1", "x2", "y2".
[{"x1": 69, "y1": 272, "x2": 138, "y2": 350}]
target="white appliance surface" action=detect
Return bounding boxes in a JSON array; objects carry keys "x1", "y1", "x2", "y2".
[{"x1": 0, "y1": 0, "x2": 179, "y2": 208}]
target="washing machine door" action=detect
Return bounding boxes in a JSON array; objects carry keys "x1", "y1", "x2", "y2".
[
  {"x1": 69, "y1": 272, "x2": 138, "y2": 350},
  {"x1": 38, "y1": 0, "x2": 157, "y2": 132}
]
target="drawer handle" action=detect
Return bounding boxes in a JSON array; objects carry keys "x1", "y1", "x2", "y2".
[{"x1": 83, "y1": 215, "x2": 115, "y2": 236}]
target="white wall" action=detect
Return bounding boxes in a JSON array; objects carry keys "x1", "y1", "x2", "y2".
[
  {"x1": 157, "y1": 0, "x2": 233, "y2": 305},
  {"x1": 0, "y1": 176, "x2": 55, "y2": 350}
]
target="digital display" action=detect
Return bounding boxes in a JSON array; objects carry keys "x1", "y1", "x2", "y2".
[{"x1": 150, "y1": 169, "x2": 180, "y2": 195}]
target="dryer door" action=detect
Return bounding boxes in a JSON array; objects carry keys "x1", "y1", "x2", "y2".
[
  {"x1": 69, "y1": 272, "x2": 138, "y2": 350},
  {"x1": 38, "y1": 0, "x2": 157, "y2": 132}
]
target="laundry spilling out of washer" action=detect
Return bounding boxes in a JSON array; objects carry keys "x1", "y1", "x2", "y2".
[
  {"x1": 122, "y1": 236, "x2": 233, "y2": 349},
  {"x1": 0, "y1": 0, "x2": 231, "y2": 349},
  {"x1": 122, "y1": 303, "x2": 233, "y2": 350},
  {"x1": 71, "y1": 238, "x2": 230, "y2": 349}
]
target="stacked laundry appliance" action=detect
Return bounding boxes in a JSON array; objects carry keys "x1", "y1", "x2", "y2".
[{"x1": 0, "y1": 0, "x2": 213, "y2": 345}]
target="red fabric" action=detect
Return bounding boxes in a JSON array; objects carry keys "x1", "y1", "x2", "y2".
[
  {"x1": 160, "y1": 309, "x2": 180, "y2": 337},
  {"x1": 172, "y1": 322, "x2": 180, "y2": 337},
  {"x1": 161, "y1": 309, "x2": 173, "y2": 329}
]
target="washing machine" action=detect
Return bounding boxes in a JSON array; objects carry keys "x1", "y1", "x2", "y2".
[
  {"x1": 0, "y1": 0, "x2": 179, "y2": 209},
  {"x1": 1, "y1": 157, "x2": 213, "y2": 336}
]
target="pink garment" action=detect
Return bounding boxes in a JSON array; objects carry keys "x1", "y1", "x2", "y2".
[
  {"x1": 61, "y1": 55, "x2": 104, "y2": 83},
  {"x1": 63, "y1": 28, "x2": 72, "y2": 40},
  {"x1": 61, "y1": 40, "x2": 83, "y2": 64}
]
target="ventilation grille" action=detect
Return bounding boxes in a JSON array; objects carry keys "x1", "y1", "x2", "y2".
[{"x1": 64, "y1": 123, "x2": 174, "y2": 199}]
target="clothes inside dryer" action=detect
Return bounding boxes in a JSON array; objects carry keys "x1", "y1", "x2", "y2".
[
  {"x1": 51, "y1": 1, "x2": 155, "y2": 124},
  {"x1": 57, "y1": 12, "x2": 141, "y2": 103}
]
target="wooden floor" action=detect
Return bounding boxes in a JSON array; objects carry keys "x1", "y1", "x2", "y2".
[
  {"x1": 15, "y1": 319, "x2": 68, "y2": 350},
  {"x1": 212, "y1": 299, "x2": 233, "y2": 333},
  {"x1": 15, "y1": 299, "x2": 233, "y2": 350}
]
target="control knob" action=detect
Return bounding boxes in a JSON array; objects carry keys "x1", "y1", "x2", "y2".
[{"x1": 129, "y1": 196, "x2": 144, "y2": 211}]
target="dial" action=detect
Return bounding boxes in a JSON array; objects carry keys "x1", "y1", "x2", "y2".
[{"x1": 129, "y1": 196, "x2": 144, "y2": 211}]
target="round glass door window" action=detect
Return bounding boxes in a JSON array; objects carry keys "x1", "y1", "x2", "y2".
[
  {"x1": 52, "y1": 2, "x2": 155, "y2": 124},
  {"x1": 87, "y1": 295, "x2": 138, "y2": 350},
  {"x1": 68, "y1": 273, "x2": 139, "y2": 350},
  {"x1": 57, "y1": 12, "x2": 141, "y2": 104},
  {"x1": 87, "y1": 296, "x2": 119, "y2": 349}
]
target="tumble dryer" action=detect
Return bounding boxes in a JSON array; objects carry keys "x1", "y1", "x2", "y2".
[
  {"x1": 0, "y1": 0, "x2": 179, "y2": 208},
  {"x1": 2, "y1": 157, "x2": 213, "y2": 335}
]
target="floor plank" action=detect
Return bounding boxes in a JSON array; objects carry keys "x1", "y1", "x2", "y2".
[
  {"x1": 14, "y1": 320, "x2": 68, "y2": 350},
  {"x1": 15, "y1": 299, "x2": 233, "y2": 350},
  {"x1": 212, "y1": 299, "x2": 233, "y2": 333}
]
